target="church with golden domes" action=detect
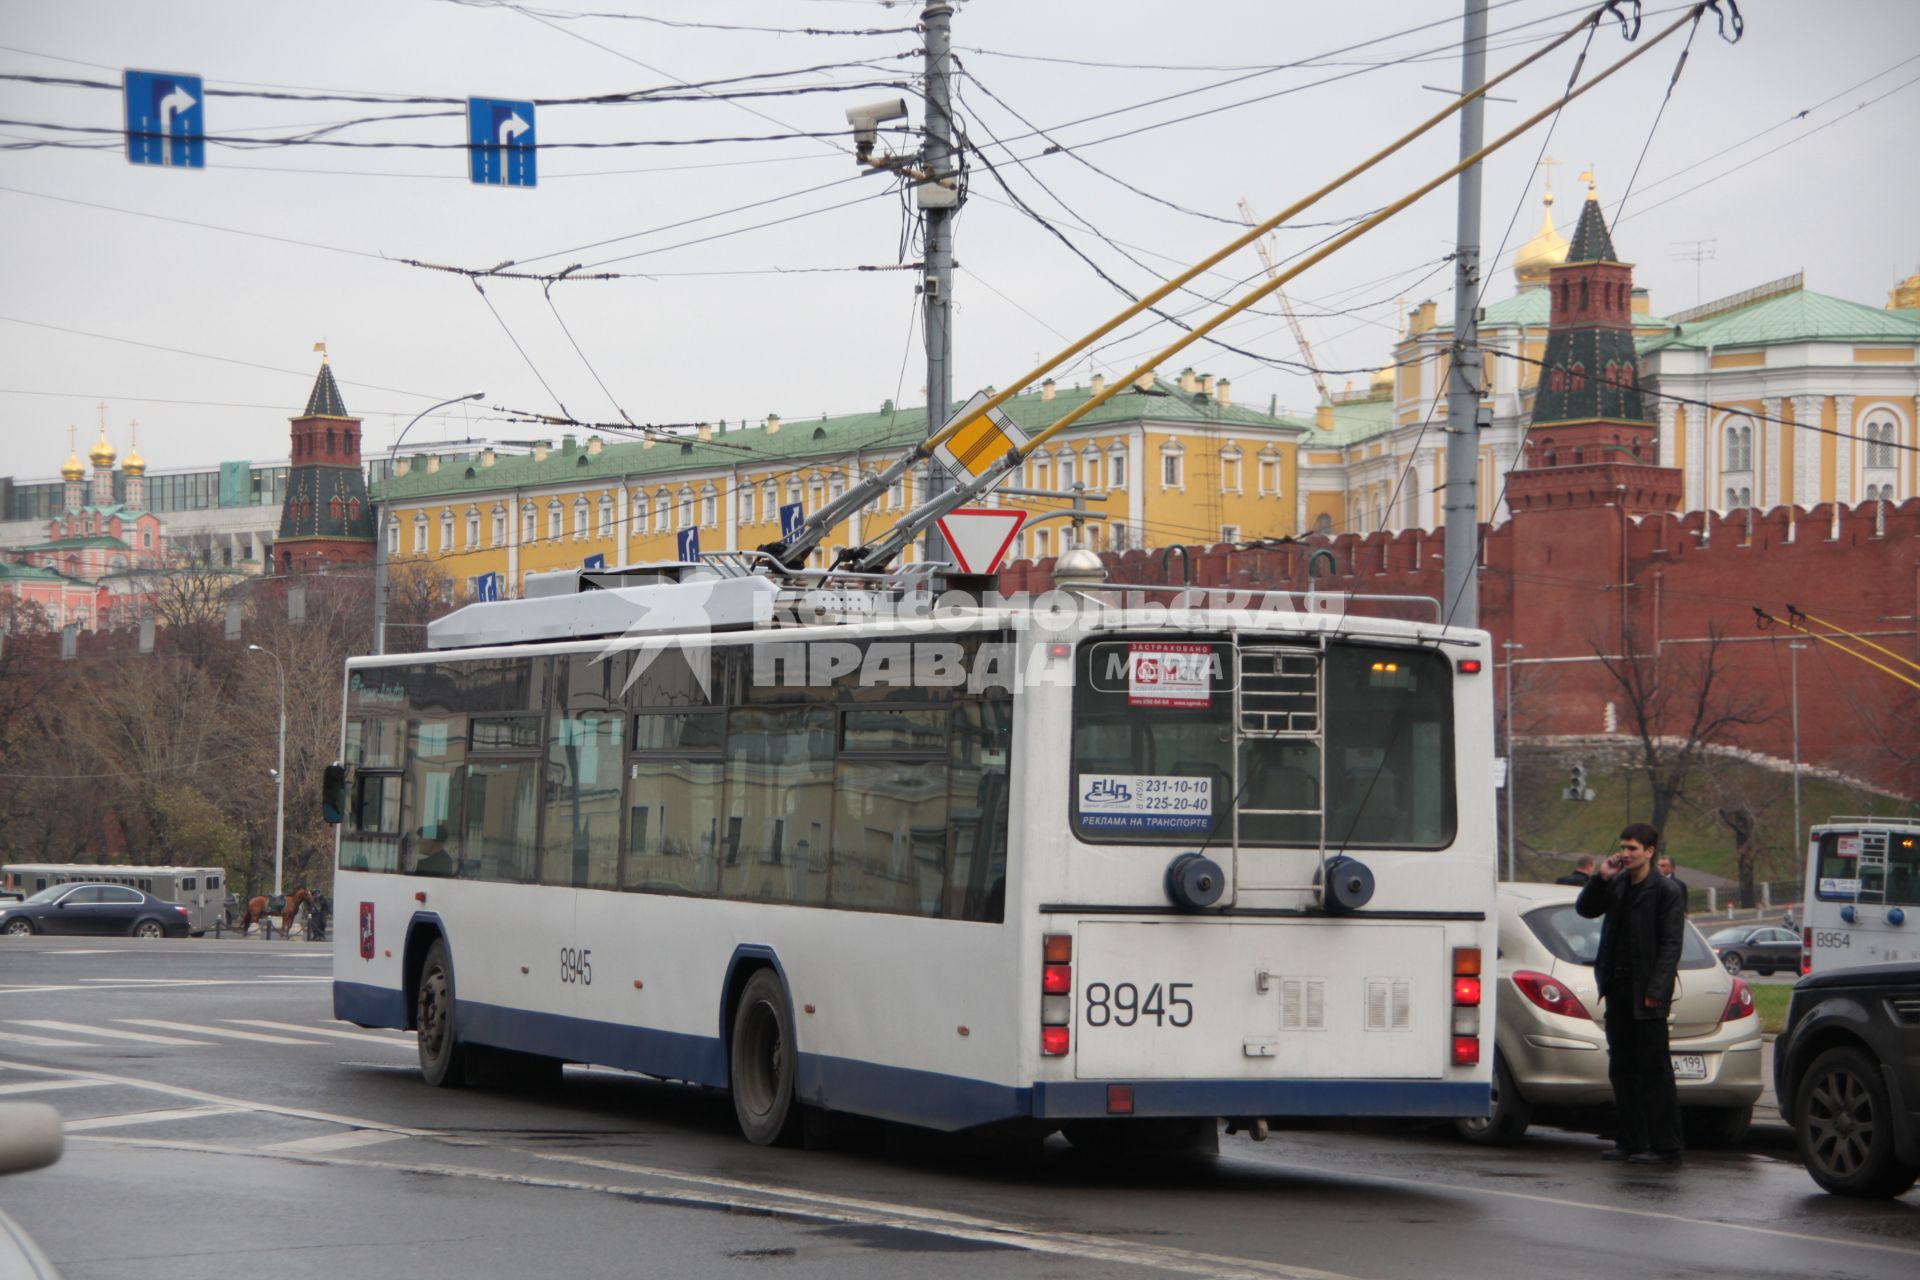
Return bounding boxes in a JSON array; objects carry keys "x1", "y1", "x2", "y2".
[{"x1": 0, "y1": 414, "x2": 174, "y2": 632}]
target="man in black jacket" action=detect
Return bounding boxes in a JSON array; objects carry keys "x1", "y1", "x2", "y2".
[
  {"x1": 1576, "y1": 823, "x2": 1687, "y2": 1166},
  {"x1": 1555, "y1": 855, "x2": 1596, "y2": 886}
]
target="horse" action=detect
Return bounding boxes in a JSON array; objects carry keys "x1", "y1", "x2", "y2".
[{"x1": 242, "y1": 886, "x2": 312, "y2": 937}]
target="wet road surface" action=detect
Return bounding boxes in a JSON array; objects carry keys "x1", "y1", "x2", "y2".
[{"x1": 2, "y1": 938, "x2": 1914, "y2": 1279}]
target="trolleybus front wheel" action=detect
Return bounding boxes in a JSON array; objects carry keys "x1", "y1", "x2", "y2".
[
  {"x1": 730, "y1": 969, "x2": 802, "y2": 1146},
  {"x1": 416, "y1": 939, "x2": 467, "y2": 1089}
]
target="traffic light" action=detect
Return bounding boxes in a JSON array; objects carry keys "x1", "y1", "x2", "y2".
[{"x1": 1564, "y1": 763, "x2": 1595, "y2": 802}]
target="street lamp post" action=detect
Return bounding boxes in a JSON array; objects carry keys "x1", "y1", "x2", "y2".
[
  {"x1": 372, "y1": 391, "x2": 486, "y2": 655},
  {"x1": 1502, "y1": 640, "x2": 1523, "y2": 881},
  {"x1": 1790, "y1": 640, "x2": 1810, "y2": 864},
  {"x1": 248, "y1": 644, "x2": 287, "y2": 897}
]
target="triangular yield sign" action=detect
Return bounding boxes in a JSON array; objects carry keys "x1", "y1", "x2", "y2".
[{"x1": 936, "y1": 507, "x2": 1026, "y2": 575}]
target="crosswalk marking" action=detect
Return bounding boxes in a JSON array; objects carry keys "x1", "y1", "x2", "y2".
[
  {"x1": 228, "y1": 1020, "x2": 415, "y2": 1049},
  {"x1": 64, "y1": 1105, "x2": 240, "y2": 1132},
  {"x1": 0, "y1": 1078, "x2": 108, "y2": 1096},
  {"x1": 264, "y1": 1128, "x2": 410, "y2": 1154},
  {"x1": 12, "y1": 1020, "x2": 211, "y2": 1046},
  {"x1": 119, "y1": 1019, "x2": 323, "y2": 1046}
]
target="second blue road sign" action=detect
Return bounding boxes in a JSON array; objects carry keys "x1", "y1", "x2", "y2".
[
  {"x1": 124, "y1": 70, "x2": 204, "y2": 169},
  {"x1": 467, "y1": 97, "x2": 536, "y2": 187}
]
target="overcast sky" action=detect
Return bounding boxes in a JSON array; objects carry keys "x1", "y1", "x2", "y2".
[{"x1": 1, "y1": 0, "x2": 1914, "y2": 481}]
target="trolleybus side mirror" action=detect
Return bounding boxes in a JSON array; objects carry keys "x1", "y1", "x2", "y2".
[{"x1": 321, "y1": 763, "x2": 347, "y2": 825}]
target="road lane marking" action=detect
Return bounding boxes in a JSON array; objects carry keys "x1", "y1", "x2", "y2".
[
  {"x1": 65, "y1": 1134, "x2": 1359, "y2": 1280},
  {"x1": 226, "y1": 1020, "x2": 414, "y2": 1048},
  {"x1": 0, "y1": 1078, "x2": 108, "y2": 1096},
  {"x1": 0, "y1": 1057, "x2": 445, "y2": 1139},
  {"x1": 64, "y1": 1105, "x2": 239, "y2": 1132},
  {"x1": 0, "y1": 979, "x2": 339, "y2": 996},
  {"x1": 42, "y1": 949, "x2": 118, "y2": 956},
  {"x1": 0, "y1": 1031, "x2": 96, "y2": 1048},
  {"x1": 119, "y1": 1020, "x2": 324, "y2": 1046},
  {"x1": 11, "y1": 1020, "x2": 211, "y2": 1046},
  {"x1": 264, "y1": 1129, "x2": 411, "y2": 1154}
]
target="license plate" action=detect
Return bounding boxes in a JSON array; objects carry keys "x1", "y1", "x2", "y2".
[{"x1": 1671, "y1": 1054, "x2": 1707, "y2": 1080}]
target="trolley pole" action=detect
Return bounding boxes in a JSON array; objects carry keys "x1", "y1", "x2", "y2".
[
  {"x1": 1442, "y1": 0, "x2": 1487, "y2": 628},
  {"x1": 921, "y1": 0, "x2": 958, "y2": 565}
]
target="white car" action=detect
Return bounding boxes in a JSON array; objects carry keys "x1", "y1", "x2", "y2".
[{"x1": 1457, "y1": 883, "x2": 1764, "y2": 1146}]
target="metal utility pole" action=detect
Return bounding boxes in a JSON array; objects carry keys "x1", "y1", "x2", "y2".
[
  {"x1": 1442, "y1": 0, "x2": 1487, "y2": 629},
  {"x1": 921, "y1": 0, "x2": 959, "y2": 565},
  {"x1": 372, "y1": 391, "x2": 485, "y2": 654},
  {"x1": 1502, "y1": 640, "x2": 1523, "y2": 880},
  {"x1": 1790, "y1": 640, "x2": 1809, "y2": 859},
  {"x1": 248, "y1": 644, "x2": 286, "y2": 897}
]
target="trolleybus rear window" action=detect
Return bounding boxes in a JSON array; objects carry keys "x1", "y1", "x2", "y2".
[
  {"x1": 1069, "y1": 637, "x2": 1454, "y2": 849},
  {"x1": 1813, "y1": 829, "x2": 1920, "y2": 905}
]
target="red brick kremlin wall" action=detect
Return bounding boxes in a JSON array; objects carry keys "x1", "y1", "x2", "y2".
[{"x1": 998, "y1": 499, "x2": 1920, "y2": 798}]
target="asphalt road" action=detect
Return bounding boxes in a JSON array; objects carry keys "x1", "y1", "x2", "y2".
[{"x1": 2, "y1": 938, "x2": 1915, "y2": 1280}]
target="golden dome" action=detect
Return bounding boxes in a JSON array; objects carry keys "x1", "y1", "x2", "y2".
[
  {"x1": 88, "y1": 427, "x2": 116, "y2": 469},
  {"x1": 121, "y1": 421, "x2": 145, "y2": 475},
  {"x1": 1513, "y1": 187, "x2": 1568, "y2": 288},
  {"x1": 60, "y1": 447, "x2": 84, "y2": 481},
  {"x1": 1370, "y1": 365, "x2": 1394, "y2": 393},
  {"x1": 1891, "y1": 270, "x2": 1920, "y2": 311}
]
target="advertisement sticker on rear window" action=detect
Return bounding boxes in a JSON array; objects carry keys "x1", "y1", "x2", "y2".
[
  {"x1": 1819, "y1": 877, "x2": 1862, "y2": 895},
  {"x1": 1078, "y1": 773, "x2": 1213, "y2": 832},
  {"x1": 1126, "y1": 642, "x2": 1213, "y2": 708}
]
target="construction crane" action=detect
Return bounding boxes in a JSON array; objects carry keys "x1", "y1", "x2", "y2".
[{"x1": 1237, "y1": 197, "x2": 1331, "y2": 405}]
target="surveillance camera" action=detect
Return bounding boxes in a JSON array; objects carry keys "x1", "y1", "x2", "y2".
[{"x1": 845, "y1": 98, "x2": 908, "y2": 162}]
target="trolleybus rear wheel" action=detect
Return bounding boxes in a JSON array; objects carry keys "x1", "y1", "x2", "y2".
[
  {"x1": 730, "y1": 969, "x2": 802, "y2": 1146},
  {"x1": 416, "y1": 939, "x2": 467, "y2": 1089}
]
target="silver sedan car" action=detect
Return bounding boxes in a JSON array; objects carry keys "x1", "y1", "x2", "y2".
[{"x1": 1457, "y1": 883, "x2": 1764, "y2": 1146}]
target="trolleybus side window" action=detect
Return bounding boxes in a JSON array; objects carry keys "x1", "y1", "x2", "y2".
[
  {"x1": 626, "y1": 709, "x2": 725, "y2": 897},
  {"x1": 541, "y1": 653, "x2": 627, "y2": 890},
  {"x1": 339, "y1": 635, "x2": 1012, "y2": 922}
]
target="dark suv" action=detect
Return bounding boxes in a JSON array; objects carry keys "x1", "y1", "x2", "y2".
[{"x1": 1775, "y1": 962, "x2": 1920, "y2": 1198}]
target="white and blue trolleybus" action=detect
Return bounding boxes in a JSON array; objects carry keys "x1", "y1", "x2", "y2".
[
  {"x1": 327, "y1": 548, "x2": 1498, "y2": 1148},
  {"x1": 1801, "y1": 817, "x2": 1920, "y2": 975}
]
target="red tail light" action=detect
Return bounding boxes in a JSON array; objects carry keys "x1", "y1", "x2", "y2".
[
  {"x1": 1451, "y1": 1035, "x2": 1481, "y2": 1066},
  {"x1": 1721, "y1": 977, "x2": 1755, "y2": 1022},
  {"x1": 1041, "y1": 1026, "x2": 1070, "y2": 1056},
  {"x1": 1801, "y1": 927, "x2": 1812, "y2": 976},
  {"x1": 1511, "y1": 969, "x2": 1594, "y2": 1020},
  {"x1": 1042, "y1": 964, "x2": 1072, "y2": 995},
  {"x1": 1452, "y1": 976, "x2": 1482, "y2": 1006}
]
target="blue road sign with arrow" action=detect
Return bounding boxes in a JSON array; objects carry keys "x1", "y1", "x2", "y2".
[
  {"x1": 677, "y1": 528, "x2": 701, "y2": 561},
  {"x1": 475, "y1": 572, "x2": 501, "y2": 602},
  {"x1": 779, "y1": 502, "x2": 805, "y2": 540},
  {"x1": 583, "y1": 553, "x2": 606, "y2": 570},
  {"x1": 124, "y1": 70, "x2": 204, "y2": 169},
  {"x1": 467, "y1": 97, "x2": 536, "y2": 187}
]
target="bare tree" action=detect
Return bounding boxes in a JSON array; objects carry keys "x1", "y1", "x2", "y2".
[
  {"x1": 1593, "y1": 621, "x2": 1772, "y2": 836},
  {"x1": 383, "y1": 561, "x2": 460, "y2": 654}
]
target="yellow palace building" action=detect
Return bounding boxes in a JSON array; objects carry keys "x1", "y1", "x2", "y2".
[{"x1": 375, "y1": 369, "x2": 1312, "y2": 597}]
